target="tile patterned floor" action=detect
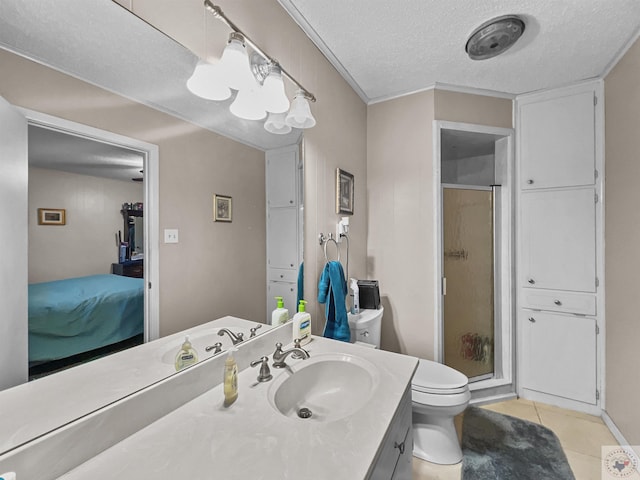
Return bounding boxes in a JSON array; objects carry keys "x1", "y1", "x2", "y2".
[{"x1": 412, "y1": 398, "x2": 625, "y2": 480}]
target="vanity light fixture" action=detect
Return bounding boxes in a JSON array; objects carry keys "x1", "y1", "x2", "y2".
[{"x1": 187, "y1": 1, "x2": 316, "y2": 134}]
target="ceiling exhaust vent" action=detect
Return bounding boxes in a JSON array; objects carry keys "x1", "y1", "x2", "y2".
[{"x1": 466, "y1": 15, "x2": 525, "y2": 60}]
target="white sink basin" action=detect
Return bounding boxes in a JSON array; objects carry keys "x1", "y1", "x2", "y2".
[
  {"x1": 160, "y1": 327, "x2": 250, "y2": 365},
  {"x1": 268, "y1": 353, "x2": 379, "y2": 422}
]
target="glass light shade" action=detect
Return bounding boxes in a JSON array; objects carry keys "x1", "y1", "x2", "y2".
[
  {"x1": 264, "y1": 112, "x2": 292, "y2": 135},
  {"x1": 219, "y1": 37, "x2": 255, "y2": 91},
  {"x1": 262, "y1": 70, "x2": 290, "y2": 114},
  {"x1": 186, "y1": 60, "x2": 231, "y2": 101},
  {"x1": 229, "y1": 85, "x2": 267, "y2": 121},
  {"x1": 285, "y1": 92, "x2": 316, "y2": 129}
]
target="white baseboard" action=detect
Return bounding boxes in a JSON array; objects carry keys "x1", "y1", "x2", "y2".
[
  {"x1": 470, "y1": 392, "x2": 517, "y2": 407},
  {"x1": 602, "y1": 411, "x2": 640, "y2": 465}
]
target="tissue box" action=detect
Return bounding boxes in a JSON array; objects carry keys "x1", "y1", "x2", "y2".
[{"x1": 358, "y1": 280, "x2": 380, "y2": 309}]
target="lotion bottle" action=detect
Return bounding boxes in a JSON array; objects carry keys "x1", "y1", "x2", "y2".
[
  {"x1": 292, "y1": 299, "x2": 311, "y2": 346},
  {"x1": 223, "y1": 347, "x2": 238, "y2": 406},
  {"x1": 350, "y1": 278, "x2": 360, "y2": 314},
  {"x1": 271, "y1": 296, "x2": 289, "y2": 326},
  {"x1": 174, "y1": 335, "x2": 198, "y2": 371}
]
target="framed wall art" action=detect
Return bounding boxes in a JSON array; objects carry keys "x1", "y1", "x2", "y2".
[
  {"x1": 214, "y1": 194, "x2": 232, "y2": 222},
  {"x1": 336, "y1": 168, "x2": 354, "y2": 215},
  {"x1": 37, "y1": 208, "x2": 66, "y2": 225}
]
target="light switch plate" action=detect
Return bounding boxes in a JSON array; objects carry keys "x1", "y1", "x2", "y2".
[{"x1": 164, "y1": 229, "x2": 179, "y2": 244}]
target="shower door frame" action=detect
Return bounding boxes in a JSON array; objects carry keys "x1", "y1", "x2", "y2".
[{"x1": 433, "y1": 120, "x2": 515, "y2": 395}]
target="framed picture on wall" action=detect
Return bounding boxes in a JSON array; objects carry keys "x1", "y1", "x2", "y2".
[
  {"x1": 336, "y1": 168, "x2": 354, "y2": 215},
  {"x1": 37, "y1": 208, "x2": 66, "y2": 225},
  {"x1": 214, "y1": 194, "x2": 232, "y2": 222}
]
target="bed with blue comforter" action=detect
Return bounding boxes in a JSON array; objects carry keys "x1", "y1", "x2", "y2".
[{"x1": 28, "y1": 274, "x2": 144, "y2": 364}]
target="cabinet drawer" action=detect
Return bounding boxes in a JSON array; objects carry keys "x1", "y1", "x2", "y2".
[
  {"x1": 522, "y1": 288, "x2": 596, "y2": 316},
  {"x1": 268, "y1": 269, "x2": 297, "y2": 283}
]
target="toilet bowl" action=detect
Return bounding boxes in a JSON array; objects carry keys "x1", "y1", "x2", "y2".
[{"x1": 411, "y1": 359, "x2": 470, "y2": 465}]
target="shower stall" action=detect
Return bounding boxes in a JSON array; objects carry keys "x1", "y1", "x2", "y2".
[{"x1": 436, "y1": 123, "x2": 514, "y2": 389}]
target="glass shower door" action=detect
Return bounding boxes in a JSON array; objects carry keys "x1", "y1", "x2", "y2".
[{"x1": 442, "y1": 187, "x2": 494, "y2": 381}]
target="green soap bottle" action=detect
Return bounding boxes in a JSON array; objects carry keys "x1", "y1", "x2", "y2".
[
  {"x1": 292, "y1": 299, "x2": 311, "y2": 346},
  {"x1": 271, "y1": 296, "x2": 289, "y2": 326}
]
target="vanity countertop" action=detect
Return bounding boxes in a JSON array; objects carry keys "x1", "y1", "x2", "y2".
[
  {"x1": 56, "y1": 336, "x2": 418, "y2": 480},
  {"x1": 0, "y1": 316, "x2": 267, "y2": 456}
]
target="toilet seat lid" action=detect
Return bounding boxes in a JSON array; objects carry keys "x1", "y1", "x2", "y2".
[{"x1": 411, "y1": 359, "x2": 468, "y2": 392}]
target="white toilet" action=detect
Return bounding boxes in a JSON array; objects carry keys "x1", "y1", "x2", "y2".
[
  {"x1": 347, "y1": 308, "x2": 469, "y2": 465},
  {"x1": 347, "y1": 306, "x2": 384, "y2": 348},
  {"x1": 411, "y1": 360, "x2": 470, "y2": 465}
]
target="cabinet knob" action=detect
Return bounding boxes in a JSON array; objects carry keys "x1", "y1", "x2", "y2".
[
  {"x1": 528, "y1": 317, "x2": 536, "y2": 323},
  {"x1": 527, "y1": 278, "x2": 535, "y2": 285},
  {"x1": 394, "y1": 441, "x2": 405, "y2": 455},
  {"x1": 280, "y1": 274, "x2": 284, "y2": 278},
  {"x1": 290, "y1": 263, "x2": 294, "y2": 267},
  {"x1": 527, "y1": 179, "x2": 534, "y2": 185},
  {"x1": 289, "y1": 200, "x2": 294, "y2": 204},
  {"x1": 554, "y1": 300, "x2": 562, "y2": 306}
]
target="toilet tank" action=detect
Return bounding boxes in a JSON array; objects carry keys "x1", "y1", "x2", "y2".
[{"x1": 347, "y1": 307, "x2": 384, "y2": 348}]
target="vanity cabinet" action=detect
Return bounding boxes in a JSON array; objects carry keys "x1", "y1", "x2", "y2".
[
  {"x1": 517, "y1": 81, "x2": 602, "y2": 410},
  {"x1": 266, "y1": 145, "x2": 302, "y2": 319},
  {"x1": 368, "y1": 388, "x2": 412, "y2": 480}
]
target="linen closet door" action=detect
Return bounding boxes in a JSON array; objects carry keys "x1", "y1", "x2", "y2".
[{"x1": 443, "y1": 188, "x2": 494, "y2": 380}]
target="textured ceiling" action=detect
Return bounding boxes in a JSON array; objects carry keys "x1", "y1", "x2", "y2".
[
  {"x1": 0, "y1": 0, "x2": 301, "y2": 151},
  {"x1": 278, "y1": 0, "x2": 640, "y2": 103},
  {"x1": 29, "y1": 126, "x2": 144, "y2": 183}
]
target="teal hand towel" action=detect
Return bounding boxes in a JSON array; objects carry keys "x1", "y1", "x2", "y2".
[{"x1": 318, "y1": 261, "x2": 351, "y2": 342}]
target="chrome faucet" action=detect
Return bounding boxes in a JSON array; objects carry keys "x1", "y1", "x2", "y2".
[
  {"x1": 249, "y1": 324, "x2": 262, "y2": 338},
  {"x1": 272, "y1": 340, "x2": 310, "y2": 369},
  {"x1": 204, "y1": 341, "x2": 223, "y2": 353},
  {"x1": 217, "y1": 328, "x2": 245, "y2": 345}
]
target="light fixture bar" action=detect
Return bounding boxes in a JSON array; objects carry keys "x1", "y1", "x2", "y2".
[{"x1": 204, "y1": 0, "x2": 316, "y2": 103}]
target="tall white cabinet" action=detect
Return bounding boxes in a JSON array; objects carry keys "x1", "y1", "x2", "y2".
[
  {"x1": 516, "y1": 81, "x2": 603, "y2": 412},
  {"x1": 266, "y1": 145, "x2": 303, "y2": 321}
]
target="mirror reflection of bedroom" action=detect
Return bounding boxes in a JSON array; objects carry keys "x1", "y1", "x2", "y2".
[{"x1": 28, "y1": 125, "x2": 146, "y2": 380}]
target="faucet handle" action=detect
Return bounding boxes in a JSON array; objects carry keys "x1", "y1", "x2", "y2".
[
  {"x1": 250, "y1": 356, "x2": 273, "y2": 382},
  {"x1": 250, "y1": 324, "x2": 263, "y2": 338},
  {"x1": 204, "y1": 342, "x2": 223, "y2": 353}
]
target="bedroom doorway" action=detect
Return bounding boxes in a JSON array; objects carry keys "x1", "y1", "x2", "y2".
[{"x1": 23, "y1": 109, "x2": 160, "y2": 379}]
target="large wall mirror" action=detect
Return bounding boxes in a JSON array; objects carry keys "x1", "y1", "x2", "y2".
[{"x1": 0, "y1": 0, "x2": 306, "y2": 455}]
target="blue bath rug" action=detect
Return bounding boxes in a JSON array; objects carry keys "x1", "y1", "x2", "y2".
[{"x1": 462, "y1": 406, "x2": 575, "y2": 480}]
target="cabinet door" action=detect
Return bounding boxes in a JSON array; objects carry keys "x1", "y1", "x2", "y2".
[
  {"x1": 267, "y1": 208, "x2": 298, "y2": 270},
  {"x1": 266, "y1": 148, "x2": 298, "y2": 207},
  {"x1": 520, "y1": 91, "x2": 595, "y2": 189},
  {"x1": 521, "y1": 188, "x2": 596, "y2": 293},
  {"x1": 521, "y1": 311, "x2": 597, "y2": 404}
]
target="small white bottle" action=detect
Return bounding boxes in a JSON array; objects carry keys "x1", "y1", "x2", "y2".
[
  {"x1": 271, "y1": 296, "x2": 289, "y2": 326},
  {"x1": 350, "y1": 278, "x2": 360, "y2": 314},
  {"x1": 174, "y1": 335, "x2": 198, "y2": 371},
  {"x1": 292, "y1": 299, "x2": 311, "y2": 346}
]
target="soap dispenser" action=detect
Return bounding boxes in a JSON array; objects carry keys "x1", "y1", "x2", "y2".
[
  {"x1": 174, "y1": 335, "x2": 198, "y2": 371},
  {"x1": 223, "y1": 347, "x2": 238, "y2": 407},
  {"x1": 292, "y1": 299, "x2": 311, "y2": 346},
  {"x1": 271, "y1": 296, "x2": 289, "y2": 326}
]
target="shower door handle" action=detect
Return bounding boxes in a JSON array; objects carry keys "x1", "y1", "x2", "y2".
[{"x1": 442, "y1": 277, "x2": 447, "y2": 296}]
